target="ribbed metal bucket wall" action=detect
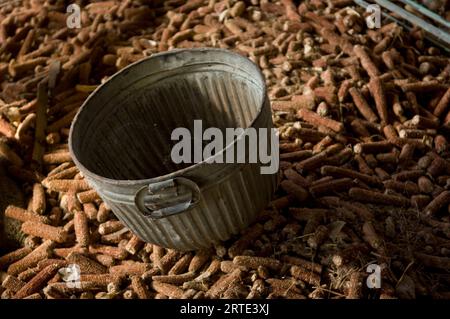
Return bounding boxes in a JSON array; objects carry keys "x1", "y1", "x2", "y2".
[
  {"x1": 104, "y1": 162, "x2": 277, "y2": 250},
  {"x1": 69, "y1": 48, "x2": 278, "y2": 250}
]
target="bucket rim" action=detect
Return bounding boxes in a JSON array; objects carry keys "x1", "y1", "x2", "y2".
[{"x1": 68, "y1": 47, "x2": 269, "y2": 186}]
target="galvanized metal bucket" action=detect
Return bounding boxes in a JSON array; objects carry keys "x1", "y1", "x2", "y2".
[{"x1": 69, "y1": 48, "x2": 278, "y2": 250}]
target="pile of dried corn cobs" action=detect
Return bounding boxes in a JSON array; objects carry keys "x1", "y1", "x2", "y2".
[{"x1": 1, "y1": 0, "x2": 450, "y2": 299}]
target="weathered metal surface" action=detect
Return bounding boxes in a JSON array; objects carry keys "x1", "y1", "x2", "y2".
[{"x1": 69, "y1": 48, "x2": 278, "y2": 250}]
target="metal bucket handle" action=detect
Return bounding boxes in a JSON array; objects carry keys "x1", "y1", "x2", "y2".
[{"x1": 134, "y1": 177, "x2": 201, "y2": 219}]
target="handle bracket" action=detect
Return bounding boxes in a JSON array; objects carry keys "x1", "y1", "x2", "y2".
[{"x1": 134, "y1": 177, "x2": 201, "y2": 219}]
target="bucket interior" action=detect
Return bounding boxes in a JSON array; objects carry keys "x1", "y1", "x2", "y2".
[{"x1": 70, "y1": 50, "x2": 266, "y2": 181}]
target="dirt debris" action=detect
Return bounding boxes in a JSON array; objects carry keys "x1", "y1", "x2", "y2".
[{"x1": 1, "y1": 0, "x2": 450, "y2": 299}]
